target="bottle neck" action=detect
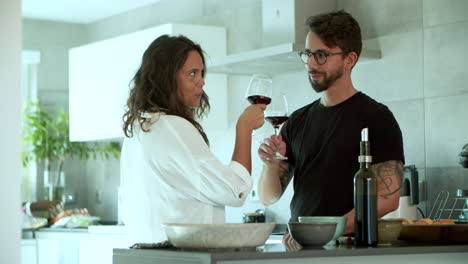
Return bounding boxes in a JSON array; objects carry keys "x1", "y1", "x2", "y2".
[{"x1": 358, "y1": 141, "x2": 372, "y2": 168}]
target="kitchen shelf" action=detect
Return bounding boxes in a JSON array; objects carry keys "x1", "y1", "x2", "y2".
[{"x1": 207, "y1": 42, "x2": 381, "y2": 76}]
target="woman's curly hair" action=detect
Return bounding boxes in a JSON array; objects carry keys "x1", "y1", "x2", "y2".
[{"x1": 122, "y1": 34, "x2": 210, "y2": 144}]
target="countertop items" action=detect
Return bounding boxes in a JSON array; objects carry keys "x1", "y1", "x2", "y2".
[
  {"x1": 287, "y1": 222, "x2": 336, "y2": 247},
  {"x1": 459, "y1": 143, "x2": 468, "y2": 168},
  {"x1": 399, "y1": 223, "x2": 468, "y2": 243},
  {"x1": 162, "y1": 223, "x2": 275, "y2": 249}
]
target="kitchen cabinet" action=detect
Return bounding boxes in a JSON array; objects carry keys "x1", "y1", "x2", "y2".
[
  {"x1": 21, "y1": 239, "x2": 38, "y2": 264},
  {"x1": 38, "y1": 239, "x2": 79, "y2": 264},
  {"x1": 79, "y1": 236, "x2": 129, "y2": 264},
  {"x1": 36, "y1": 230, "x2": 85, "y2": 264},
  {"x1": 33, "y1": 227, "x2": 131, "y2": 264},
  {"x1": 81, "y1": 226, "x2": 131, "y2": 264},
  {"x1": 69, "y1": 24, "x2": 227, "y2": 141}
]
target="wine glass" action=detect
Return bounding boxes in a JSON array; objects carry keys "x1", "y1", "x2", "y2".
[
  {"x1": 264, "y1": 94, "x2": 289, "y2": 160},
  {"x1": 245, "y1": 74, "x2": 273, "y2": 142},
  {"x1": 245, "y1": 74, "x2": 272, "y2": 106}
]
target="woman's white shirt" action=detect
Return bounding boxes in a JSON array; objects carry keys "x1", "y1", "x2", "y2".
[{"x1": 120, "y1": 113, "x2": 252, "y2": 243}]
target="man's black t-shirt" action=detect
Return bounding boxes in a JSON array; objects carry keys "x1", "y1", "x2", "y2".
[{"x1": 280, "y1": 92, "x2": 405, "y2": 221}]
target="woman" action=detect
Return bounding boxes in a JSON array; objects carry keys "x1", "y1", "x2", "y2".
[{"x1": 120, "y1": 34, "x2": 266, "y2": 243}]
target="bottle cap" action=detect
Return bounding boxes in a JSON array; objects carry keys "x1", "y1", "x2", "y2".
[{"x1": 361, "y1": 128, "x2": 368, "y2": 141}]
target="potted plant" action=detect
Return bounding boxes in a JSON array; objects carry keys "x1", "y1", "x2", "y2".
[{"x1": 22, "y1": 99, "x2": 121, "y2": 203}]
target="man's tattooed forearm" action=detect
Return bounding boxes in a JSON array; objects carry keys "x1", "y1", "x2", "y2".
[
  {"x1": 373, "y1": 160, "x2": 404, "y2": 199},
  {"x1": 278, "y1": 161, "x2": 292, "y2": 191}
]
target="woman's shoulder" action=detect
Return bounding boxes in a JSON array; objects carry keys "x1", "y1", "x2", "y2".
[
  {"x1": 161, "y1": 114, "x2": 194, "y2": 126},
  {"x1": 142, "y1": 112, "x2": 190, "y2": 125},
  {"x1": 157, "y1": 114, "x2": 201, "y2": 134}
]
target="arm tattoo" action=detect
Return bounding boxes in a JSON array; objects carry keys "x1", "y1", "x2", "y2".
[
  {"x1": 372, "y1": 160, "x2": 404, "y2": 200},
  {"x1": 278, "y1": 161, "x2": 293, "y2": 193}
]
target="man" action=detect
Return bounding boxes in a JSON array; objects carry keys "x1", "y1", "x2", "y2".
[{"x1": 257, "y1": 10, "x2": 404, "y2": 248}]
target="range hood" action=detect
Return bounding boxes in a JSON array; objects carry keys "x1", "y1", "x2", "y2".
[
  {"x1": 207, "y1": 0, "x2": 381, "y2": 75},
  {"x1": 208, "y1": 42, "x2": 381, "y2": 75}
]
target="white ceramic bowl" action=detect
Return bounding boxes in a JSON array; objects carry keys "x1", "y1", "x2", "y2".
[
  {"x1": 298, "y1": 216, "x2": 347, "y2": 246},
  {"x1": 162, "y1": 223, "x2": 275, "y2": 249}
]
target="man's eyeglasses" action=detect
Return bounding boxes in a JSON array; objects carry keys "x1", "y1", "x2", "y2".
[{"x1": 298, "y1": 50, "x2": 344, "y2": 65}]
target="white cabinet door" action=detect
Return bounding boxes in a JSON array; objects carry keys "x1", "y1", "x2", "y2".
[
  {"x1": 21, "y1": 239, "x2": 38, "y2": 264},
  {"x1": 79, "y1": 235, "x2": 131, "y2": 264},
  {"x1": 37, "y1": 239, "x2": 60, "y2": 264},
  {"x1": 37, "y1": 238, "x2": 80, "y2": 264},
  {"x1": 69, "y1": 23, "x2": 227, "y2": 141}
]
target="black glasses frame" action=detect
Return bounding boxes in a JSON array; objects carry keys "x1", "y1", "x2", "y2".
[{"x1": 298, "y1": 50, "x2": 344, "y2": 65}]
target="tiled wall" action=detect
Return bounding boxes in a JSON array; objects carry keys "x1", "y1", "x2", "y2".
[
  {"x1": 422, "y1": 0, "x2": 468, "y2": 216},
  {"x1": 232, "y1": 0, "x2": 468, "y2": 222},
  {"x1": 23, "y1": 0, "x2": 468, "y2": 222}
]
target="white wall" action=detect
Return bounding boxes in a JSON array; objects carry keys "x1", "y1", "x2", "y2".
[{"x1": 0, "y1": 0, "x2": 22, "y2": 263}]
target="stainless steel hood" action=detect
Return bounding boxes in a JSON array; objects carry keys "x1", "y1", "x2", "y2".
[
  {"x1": 207, "y1": 0, "x2": 381, "y2": 75},
  {"x1": 208, "y1": 43, "x2": 381, "y2": 75}
]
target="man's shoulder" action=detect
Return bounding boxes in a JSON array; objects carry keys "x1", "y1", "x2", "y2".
[
  {"x1": 355, "y1": 92, "x2": 391, "y2": 114},
  {"x1": 289, "y1": 99, "x2": 320, "y2": 120}
]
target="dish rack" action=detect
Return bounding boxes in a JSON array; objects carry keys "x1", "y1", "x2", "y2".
[{"x1": 428, "y1": 189, "x2": 468, "y2": 221}]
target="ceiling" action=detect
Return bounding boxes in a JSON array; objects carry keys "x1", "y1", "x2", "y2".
[{"x1": 22, "y1": 0, "x2": 162, "y2": 24}]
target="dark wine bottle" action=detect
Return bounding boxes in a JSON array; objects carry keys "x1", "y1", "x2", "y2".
[{"x1": 354, "y1": 128, "x2": 378, "y2": 247}]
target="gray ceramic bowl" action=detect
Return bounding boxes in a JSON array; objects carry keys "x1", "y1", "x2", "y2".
[
  {"x1": 298, "y1": 216, "x2": 347, "y2": 246},
  {"x1": 288, "y1": 222, "x2": 337, "y2": 247},
  {"x1": 378, "y1": 218, "x2": 403, "y2": 244}
]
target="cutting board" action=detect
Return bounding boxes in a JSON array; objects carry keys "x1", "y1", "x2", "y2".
[{"x1": 399, "y1": 223, "x2": 468, "y2": 243}]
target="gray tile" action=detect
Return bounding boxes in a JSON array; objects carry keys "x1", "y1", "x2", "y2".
[
  {"x1": 275, "y1": 71, "x2": 318, "y2": 112},
  {"x1": 386, "y1": 100, "x2": 425, "y2": 169},
  {"x1": 425, "y1": 166, "x2": 468, "y2": 219},
  {"x1": 425, "y1": 94, "x2": 468, "y2": 167},
  {"x1": 353, "y1": 31, "x2": 424, "y2": 102},
  {"x1": 423, "y1": 21, "x2": 468, "y2": 97},
  {"x1": 227, "y1": 75, "x2": 252, "y2": 126},
  {"x1": 423, "y1": 0, "x2": 468, "y2": 28},
  {"x1": 226, "y1": 5, "x2": 263, "y2": 53},
  {"x1": 338, "y1": 0, "x2": 423, "y2": 39}
]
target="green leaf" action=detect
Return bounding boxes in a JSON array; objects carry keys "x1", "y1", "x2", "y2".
[{"x1": 22, "y1": 98, "x2": 121, "y2": 173}]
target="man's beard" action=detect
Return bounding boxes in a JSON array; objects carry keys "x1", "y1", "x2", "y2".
[{"x1": 308, "y1": 67, "x2": 343, "y2": 93}]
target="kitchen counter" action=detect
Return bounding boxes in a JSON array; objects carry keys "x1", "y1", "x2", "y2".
[
  {"x1": 22, "y1": 225, "x2": 127, "y2": 237},
  {"x1": 113, "y1": 243, "x2": 468, "y2": 264}
]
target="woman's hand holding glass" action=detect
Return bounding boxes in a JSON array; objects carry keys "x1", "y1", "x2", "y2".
[
  {"x1": 245, "y1": 74, "x2": 272, "y2": 143},
  {"x1": 237, "y1": 104, "x2": 266, "y2": 132}
]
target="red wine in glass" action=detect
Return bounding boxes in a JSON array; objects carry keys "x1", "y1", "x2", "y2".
[
  {"x1": 265, "y1": 94, "x2": 288, "y2": 160},
  {"x1": 245, "y1": 74, "x2": 273, "y2": 143},
  {"x1": 247, "y1": 95, "x2": 271, "y2": 105},
  {"x1": 265, "y1": 116, "x2": 288, "y2": 129}
]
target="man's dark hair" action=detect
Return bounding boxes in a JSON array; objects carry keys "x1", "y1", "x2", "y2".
[{"x1": 305, "y1": 10, "x2": 362, "y2": 59}]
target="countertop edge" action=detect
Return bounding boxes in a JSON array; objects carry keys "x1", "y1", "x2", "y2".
[{"x1": 113, "y1": 244, "x2": 468, "y2": 261}]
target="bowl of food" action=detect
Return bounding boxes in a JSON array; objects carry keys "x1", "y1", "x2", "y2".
[
  {"x1": 378, "y1": 218, "x2": 404, "y2": 245},
  {"x1": 288, "y1": 222, "x2": 337, "y2": 247},
  {"x1": 298, "y1": 216, "x2": 347, "y2": 246},
  {"x1": 162, "y1": 223, "x2": 275, "y2": 249}
]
